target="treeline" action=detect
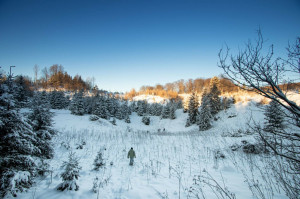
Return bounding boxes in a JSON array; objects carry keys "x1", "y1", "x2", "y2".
[
  {"x1": 34, "y1": 64, "x2": 93, "y2": 91},
  {"x1": 69, "y1": 90, "x2": 182, "y2": 125},
  {"x1": 124, "y1": 77, "x2": 240, "y2": 100}
]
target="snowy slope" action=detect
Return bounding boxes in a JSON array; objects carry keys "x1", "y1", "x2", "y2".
[
  {"x1": 133, "y1": 95, "x2": 168, "y2": 104},
  {"x1": 13, "y1": 101, "x2": 289, "y2": 199}
]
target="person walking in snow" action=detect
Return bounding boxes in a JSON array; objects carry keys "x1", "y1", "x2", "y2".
[{"x1": 127, "y1": 147, "x2": 136, "y2": 166}]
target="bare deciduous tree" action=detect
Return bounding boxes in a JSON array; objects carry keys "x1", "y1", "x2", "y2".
[
  {"x1": 218, "y1": 30, "x2": 300, "y2": 125},
  {"x1": 218, "y1": 30, "x2": 300, "y2": 198}
]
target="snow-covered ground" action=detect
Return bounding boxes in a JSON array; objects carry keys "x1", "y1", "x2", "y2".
[
  {"x1": 133, "y1": 95, "x2": 168, "y2": 104},
  {"x1": 14, "y1": 101, "x2": 290, "y2": 199}
]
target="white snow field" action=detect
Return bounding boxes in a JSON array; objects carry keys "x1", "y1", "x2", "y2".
[{"x1": 14, "y1": 101, "x2": 290, "y2": 199}]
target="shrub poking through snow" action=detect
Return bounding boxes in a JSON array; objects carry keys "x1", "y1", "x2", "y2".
[
  {"x1": 57, "y1": 152, "x2": 81, "y2": 191},
  {"x1": 89, "y1": 115, "x2": 99, "y2": 121},
  {"x1": 142, "y1": 116, "x2": 150, "y2": 125}
]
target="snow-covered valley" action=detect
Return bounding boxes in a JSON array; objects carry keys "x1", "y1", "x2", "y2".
[{"x1": 13, "y1": 101, "x2": 291, "y2": 199}]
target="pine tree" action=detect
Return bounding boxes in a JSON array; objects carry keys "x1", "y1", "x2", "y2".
[
  {"x1": 93, "y1": 97, "x2": 109, "y2": 119},
  {"x1": 57, "y1": 152, "x2": 81, "y2": 191},
  {"x1": 169, "y1": 104, "x2": 176, "y2": 120},
  {"x1": 186, "y1": 92, "x2": 199, "y2": 126},
  {"x1": 161, "y1": 103, "x2": 171, "y2": 119},
  {"x1": 125, "y1": 114, "x2": 131, "y2": 123},
  {"x1": 70, "y1": 91, "x2": 85, "y2": 115},
  {"x1": 28, "y1": 92, "x2": 54, "y2": 159},
  {"x1": 14, "y1": 75, "x2": 33, "y2": 108},
  {"x1": 197, "y1": 89, "x2": 213, "y2": 131},
  {"x1": 154, "y1": 103, "x2": 163, "y2": 116},
  {"x1": 130, "y1": 101, "x2": 137, "y2": 113},
  {"x1": 0, "y1": 79, "x2": 41, "y2": 197},
  {"x1": 93, "y1": 149, "x2": 106, "y2": 170},
  {"x1": 137, "y1": 100, "x2": 145, "y2": 116},
  {"x1": 209, "y1": 77, "x2": 221, "y2": 115},
  {"x1": 197, "y1": 102, "x2": 212, "y2": 131},
  {"x1": 28, "y1": 92, "x2": 52, "y2": 131},
  {"x1": 263, "y1": 99, "x2": 285, "y2": 150},
  {"x1": 115, "y1": 103, "x2": 123, "y2": 120}
]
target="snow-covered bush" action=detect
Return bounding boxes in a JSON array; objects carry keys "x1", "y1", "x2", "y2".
[
  {"x1": 1, "y1": 171, "x2": 32, "y2": 197},
  {"x1": 89, "y1": 115, "x2": 99, "y2": 121},
  {"x1": 125, "y1": 115, "x2": 131, "y2": 123},
  {"x1": 57, "y1": 152, "x2": 81, "y2": 191},
  {"x1": 241, "y1": 141, "x2": 265, "y2": 154},
  {"x1": 93, "y1": 149, "x2": 106, "y2": 170},
  {"x1": 142, "y1": 116, "x2": 150, "y2": 125}
]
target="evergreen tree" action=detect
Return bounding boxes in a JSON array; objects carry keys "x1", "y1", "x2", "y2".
[
  {"x1": 121, "y1": 101, "x2": 131, "y2": 119},
  {"x1": 57, "y1": 152, "x2": 81, "y2": 191},
  {"x1": 125, "y1": 114, "x2": 131, "y2": 123},
  {"x1": 169, "y1": 104, "x2": 176, "y2": 120},
  {"x1": 93, "y1": 149, "x2": 105, "y2": 170},
  {"x1": 137, "y1": 100, "x2": 145, "y2": 116},
  {"x1": 106, "y1": 96, "x2": 117, "y2": 118},
  {"x1": 49, "y1": 90, "x2": 69, "y2": 109},
  {"x1": 130, "y1": 101, "x2": 137, "y2": 113},
  {"x1": 28, "y1": 92, "x2": 52, "y2": 131},
  {"x1": 115, "y1": 103, "x2": 123, "y2": 120},
  {"x1": 70, "y1": 91, "x2": 85, "y2": 115},
  {"x1": 14, "y1": 75, "x2": 32, "y2": 108},
  {"x1": 0, "y1": 79, "x2": 41, "y2": 197},
  {"x1": 93, "y1": 97, "x2": 109, "y2": 119},
  {"x1": 197, "y1": 102, "x2": 212, "y2": 131},
  {"x1": 263, "y1": 99, "x2": 285, "y2": 150},
  {"x1": 196, "y1": 88, "x2": 213, "y2": 130},
  {"x1": 208, "y1": 77, "x2": 221, "y2": 115},
  {"x1": 28, "y1": 92, "x2": 54, "y2": 159},
  {"x1": 161, "y1": 103, "x2": 171, "y2": 119},
  {"x1": 186, "y1": 92, "x2": 199, "y2": 126}
]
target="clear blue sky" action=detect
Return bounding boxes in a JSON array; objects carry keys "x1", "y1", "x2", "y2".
[{"x1": 0, "y1": 0, "x2": 299, "y2": 92}]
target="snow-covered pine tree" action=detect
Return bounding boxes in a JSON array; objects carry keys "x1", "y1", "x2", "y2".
[
  {"x1": 263, "y1": 99, "x2": 285, "y2": 150},
  {"x1": 125, "y1": 114, "x2": 131, "y2": 123},
  {"x1": 93, "y1": 97, "x2": 109, "y2": 119},
  {"x1": 130, "y1": 101, "x2": 137, "y2": 113},
  {"x1": 161, "y1": 103, "x2": 171, "y2": 119},
  {"x1": 0, "y1": 78, "x2": 41, "y2": 197},
  {"x1": 57, "y1": 152, "x2": 81, "y2": 191},
  {"x1": 14, "y1": 75, "x2": 32, "y2": 108},
  {"x1": 197, "y1": 102, "x2": 212, "y2": 131},
  {"x1": 115, "y1": 103, "x2": 123, "y2": 120},
  {"x1": 106, "y1": 96, "x2": 117, "y2": 118},
  {"x1": 154, "y1": 103, "x2": 163, "y2": 116},
  {"x1": 29, "y1": 92, "x2": 52, "y2": 131},
  {"x1": 186, "y1": 92, "x2": 199, "y2": 126},
  {"x1": 169, "y1": 103, "x2": 176, "y2": 120},
  {"x1": 28, "y1": 92, "x2": 54, "y2": 159},
  {"x1": 208, "y1": 77, "x2": 221, "y2": 115},
  {"x1": 93, "y1": 149, "x2": 106, "y2": 170},
  {"x1": 137, "y1": 100, "x2": 145, "y2": 116},
  {"x1": 148, "y1": 103, "x2": 155, "y2": 116},
  {"x1": 70, "y1": 90, "x2": 85, "y2": 115},
  {"x1": 84, "y1": 96, "x2": 93, "y2": 114},
  {"x1": 49, "y1": 90, "x2": 69, "y2": 109}
]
